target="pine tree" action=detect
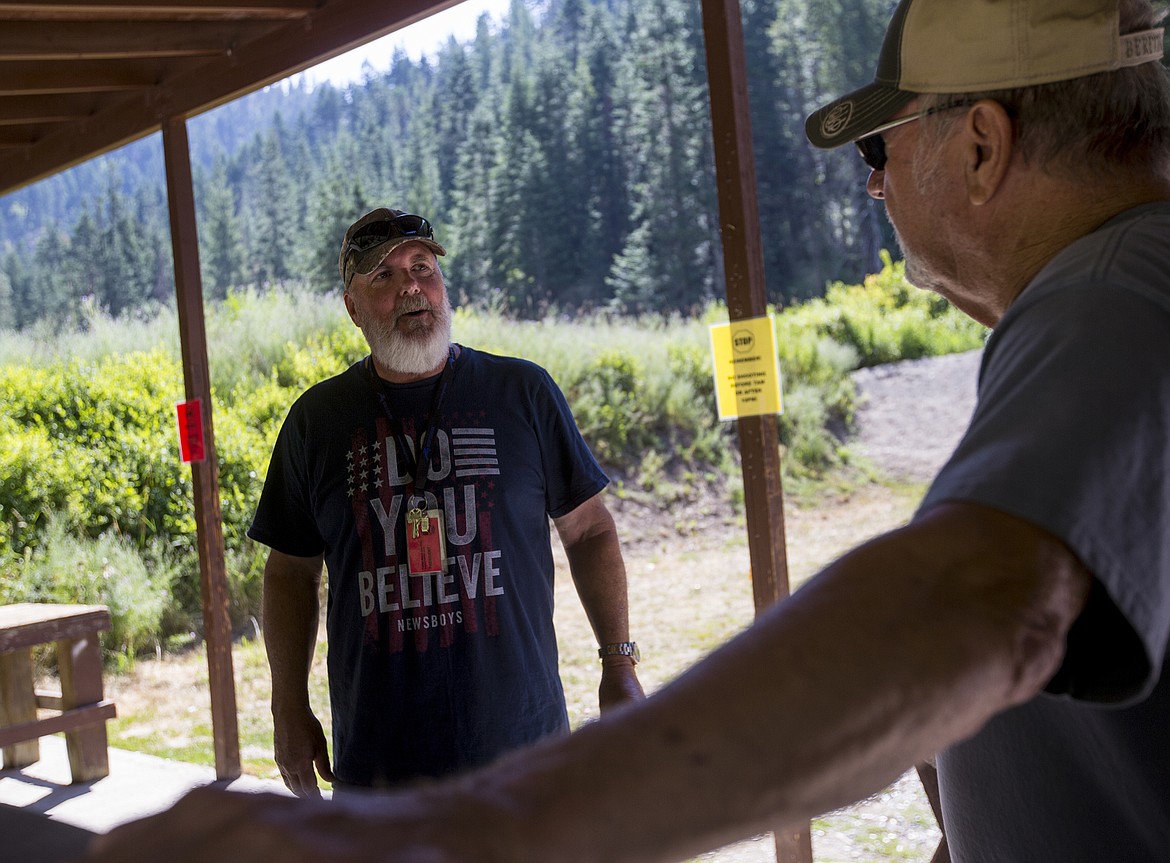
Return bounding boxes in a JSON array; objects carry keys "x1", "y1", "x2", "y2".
[
  {"x1": 91, "y1": 177, "x2": 155, "y2": 316},
  {"x1": 0, "y1": 258, "x2": 12, "y2": 329},
  {"x1": 304, "y1": 130, "x2": 370, "y2": 293},
  {"x1": 248, "y1": 123, "x2": 294, "y2": 288},
  {"x1": 432, "y1": 36, "x2": 481, "y2": 210},
  {"x1": 792, "y1": 0, "x2": 897, "y2": 282},
  {"x1": 0, "y1": 0, "x2": 915, "y2": 329},
  {"x1": 1, "y1": 249, "x2": 32, "y2": 329},
  {"x1": 607, "y1": 0, "x2": 718, "y2": 314},
  {"x1": 199, "y1": 158, "x2": 246, "y2": 299}
]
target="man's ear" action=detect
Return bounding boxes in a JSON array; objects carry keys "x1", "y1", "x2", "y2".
[
  {"x1": 343, "y1": 289, "x2": 361, "y2": 326},
  {"x1": 964, "y1": 99, "x2": 1014, "y2": 206}
]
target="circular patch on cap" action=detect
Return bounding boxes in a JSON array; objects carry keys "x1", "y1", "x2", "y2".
[{"x1": 820, "y1": 102, "x2": 854, "y2": 140}]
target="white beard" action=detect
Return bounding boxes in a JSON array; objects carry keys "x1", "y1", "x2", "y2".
[{"x1": 362, "y1": 295, "x2": 453, "y2": 376}]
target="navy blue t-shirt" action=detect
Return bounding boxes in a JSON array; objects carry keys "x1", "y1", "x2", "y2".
[{"x1": 249, "y1": 346, "x2": 608, "y2": 786}]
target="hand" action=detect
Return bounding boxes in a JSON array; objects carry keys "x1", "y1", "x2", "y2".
[
  {"x1": 84, "y1": 784, "x2": 507, "y2": 863},
  {"x1": 84, "y1": 787, "x2": 377, "y2": 863},
  {"x1": 598, "y1": 658, "x2": 645, "y2": 715},
  {"x1": 273, "y1": 705, "x2": 335, "y2": 797}
]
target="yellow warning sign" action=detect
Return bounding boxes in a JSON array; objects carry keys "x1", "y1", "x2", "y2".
[{"x1": 709, "y1": 316, "x2": 784, "y2": 421}]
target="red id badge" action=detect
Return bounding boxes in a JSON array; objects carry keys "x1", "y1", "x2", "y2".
[{"x1": 406, "y1": 507, "x2": 447, "y2": 574}]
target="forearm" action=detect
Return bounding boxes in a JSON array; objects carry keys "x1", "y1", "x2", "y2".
[
  {"x1": 446, "y1": 503, "x2": 1091, "y2": 863},
  {"x1": 557, "y1": 497, "x2": 632, "y2": 646},
  {"x1": 557, "y1": 497, "x2": 643, "y2": 705},
  {"x1": 565, "y1": 531, "x2": 631, "y2": 646},
  {"x1": 262, "y1": 551, "x2": 324, "y2": 716}
]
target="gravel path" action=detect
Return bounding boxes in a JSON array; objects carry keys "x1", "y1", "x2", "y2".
[{"x1": 851, "y1": 350, "x2": 982, "y2": 484}]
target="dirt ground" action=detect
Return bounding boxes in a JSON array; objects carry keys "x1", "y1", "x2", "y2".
[{"x1": 850, "y1": 349, "x2": 980, "y2": 485}]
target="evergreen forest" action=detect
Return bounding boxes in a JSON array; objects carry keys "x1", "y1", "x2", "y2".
[{"x1": 0, "y1": 0, "x2": 898, "y2": 330}]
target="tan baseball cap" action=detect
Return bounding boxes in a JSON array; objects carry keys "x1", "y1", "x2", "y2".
[
  {"x1": 338, "y1": 208, "x2": 447, "y2": 287},
  {"x1": 805, "y1": 0, "x2": 1165, "y2": 149}
]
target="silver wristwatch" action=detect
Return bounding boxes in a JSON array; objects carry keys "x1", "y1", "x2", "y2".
[{"x1": 598, "y1": 641, "x2": 640, "y2": 664}]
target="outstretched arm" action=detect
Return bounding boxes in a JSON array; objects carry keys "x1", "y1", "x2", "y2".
[
  {"x1": 461, "y1": 500, "x2": 1091, "y2": 863},
  {"x1": 87, "y1": 501, "x2": 1090, "y2": 863}
]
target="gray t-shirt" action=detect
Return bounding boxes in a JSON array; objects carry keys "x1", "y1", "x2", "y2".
[{"x1": 918, "y1": 203, "x2": 1170, "y2": 861}]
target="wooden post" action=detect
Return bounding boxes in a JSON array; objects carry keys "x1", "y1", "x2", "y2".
[
  {"x1": 0, "y1": 648, "x2": 39, "y2": 769},
  {"x1": 161, "y1": 115, "x2": 241, "y2": 781},
  {"x1": 699, "y1": 0, "x2": 812, "y2": 861},
  {"x1": 57, "y1": 630, "x2": 110, "y2": 781}
]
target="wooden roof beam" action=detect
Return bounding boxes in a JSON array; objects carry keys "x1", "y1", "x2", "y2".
[
  {"x1": 0, "y1": 21, "x2": 273, "y2": 60},
  {"x1": 0, "y1": 94, "x2": 101, "y2": 124},
  {"x1": 0, "y1": 60, "x2": 165, "y2": 95},
  {"x1": 0, "y1": 127, "x2": 40, "y2": 147},
  {"x1": 0, "y1": 1, "x2": 314, "y2": 20}
]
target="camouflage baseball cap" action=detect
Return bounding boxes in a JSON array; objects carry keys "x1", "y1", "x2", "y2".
[{"x1": 338, "y1": 208, "x2": 447, "y2": 287}]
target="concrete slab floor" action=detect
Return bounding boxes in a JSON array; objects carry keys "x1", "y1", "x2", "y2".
[{"x1": 0, "y1": 735, "x2": 292, "y2": 835}]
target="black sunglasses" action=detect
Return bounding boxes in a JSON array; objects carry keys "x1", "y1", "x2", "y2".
[
  {"x1": 854, "y1": 101, "x2": 975, "y2": 172},
  {"x1": 345, "y1": 213, "x2": 434, "y2": 258}
]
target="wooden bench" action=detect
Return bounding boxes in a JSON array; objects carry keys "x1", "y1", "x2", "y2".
[{"x1": 0, "y1": 603, "x2": 117, "y2": 783}]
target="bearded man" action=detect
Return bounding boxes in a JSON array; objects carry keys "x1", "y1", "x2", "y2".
[{"x1": 248, "y1": 208, "x2": 643, "y2": 796}]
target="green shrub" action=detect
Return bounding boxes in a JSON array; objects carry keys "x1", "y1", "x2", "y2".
[
  {"x1": 779, "y1": 251, "x2": 986, "y2": 367},
  {"x1": 661, "y1": 343, "x2": 729, "y2": 467},
  {"x1": 1, "y1": 518, "x2": 173, "y2": 663},
  {"x1": 0, "y1": 415, "x2": 87, "y2": 556},
  {"x1": 565, "y1": 350, "x2": 652, "y2": 464},
  {"x1": 0, "y1": 349, "x2": 188, "y2": 546}
]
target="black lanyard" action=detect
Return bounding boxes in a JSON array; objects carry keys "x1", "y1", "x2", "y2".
[{"x1": 364, "y1": 345, "x2": 457, "y2": 495}]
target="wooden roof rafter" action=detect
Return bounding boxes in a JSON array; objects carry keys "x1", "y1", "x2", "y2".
[{"x1": 0, "y1": 0, "x2": 463, "y2": 196}]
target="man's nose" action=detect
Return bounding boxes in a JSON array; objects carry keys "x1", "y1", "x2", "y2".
[
  {"x1": 400, "y1": 278, "x2": 422, "y2": 295},
  {"x1": 866, "y1": 169, "x2": 885, "y2": 200}
]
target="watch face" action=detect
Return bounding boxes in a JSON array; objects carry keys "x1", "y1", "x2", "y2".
[{"x1": 600, "y1": 642, "x2": 639, "y2": 663}]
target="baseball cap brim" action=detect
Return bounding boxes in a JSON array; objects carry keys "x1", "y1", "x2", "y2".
[
  {"x1": 805, "y1": 83, "x2": 916, "y2": 149},
  {"x1": 350, "y1": 236, "x2": 446, "y2": 279}
]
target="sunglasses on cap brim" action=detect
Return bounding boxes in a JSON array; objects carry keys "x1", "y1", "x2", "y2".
[{"x1": 344, "y1": 213, "x2": 434, "y2": 258}]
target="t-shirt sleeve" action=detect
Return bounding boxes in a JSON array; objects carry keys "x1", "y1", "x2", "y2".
[
  {"x1": 529, "y1": 366, "x2": 608, "y2": 519},
  {"x1": 247, "y1": 398, "x2": 327, "y2": 558},
  {"x1": 919, "y1": 280, "x2": 1170, "y2": 705}
]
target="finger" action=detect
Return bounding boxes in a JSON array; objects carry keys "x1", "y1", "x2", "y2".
[
  {"x1": 315, "y1": 749, "x2": 336, "y2": 783},
  {"x1": 293, "y1": 769, "x2": 322, "y2": 798},
  {"x1": 280, "y1": 764, "x2": 318, "y2": 798}
]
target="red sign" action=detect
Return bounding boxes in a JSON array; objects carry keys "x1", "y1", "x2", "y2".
[{"x1": 176, "y1": 399, "x2": 206, "y2": 463}]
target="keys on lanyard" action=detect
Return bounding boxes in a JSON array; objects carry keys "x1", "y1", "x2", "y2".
[
  {"x1": 366, "y1": 348, "x2": 457, "y2": 575},
  {"x1": 406, "y1": 507, "x2": 429, "y2": 538}
]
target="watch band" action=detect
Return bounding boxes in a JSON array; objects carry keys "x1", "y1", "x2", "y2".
[{"x1": 598, "y1": 641, "x2": 640, "y2": 664}]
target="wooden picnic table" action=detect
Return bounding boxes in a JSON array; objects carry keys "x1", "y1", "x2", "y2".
[{"x1": 0, "y1": 603, "x2": 117, "y2": 783}]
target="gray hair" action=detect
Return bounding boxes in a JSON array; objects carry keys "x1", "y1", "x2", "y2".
[{"x1": 918, "y1": 0, "x2": 1170, "y2": 181}]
